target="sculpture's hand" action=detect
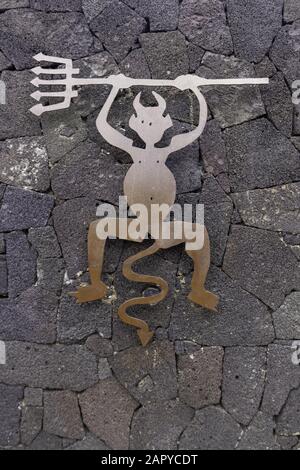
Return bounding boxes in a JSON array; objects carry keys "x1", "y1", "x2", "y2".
[
  {"x1": 109, "y1": 74, "x2": 132, "y2": 89},
  {"x1": 174, "y1": 75, "x2": 200, "y2": 91}
]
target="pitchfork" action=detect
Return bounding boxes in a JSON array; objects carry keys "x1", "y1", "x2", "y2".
[{"x1": 30, "y1": 53, "x2": 269, "y2": 116}]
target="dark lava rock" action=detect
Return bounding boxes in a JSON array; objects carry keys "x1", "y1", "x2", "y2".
[
  {"x1": 227, "y1": 0, "x2": 283, "y2": 63},
  {"x1": 223, "y1": 225, "x2": 300, "y2": 310},
  {"x1": 0, "y1": 342, "x2": 98, "y2": 392},
  {"x1": 224, "y1": 118, "x2": 300, "y2": 192},
  {"x1": 79, "y1": 379, "x2": 138, "y2": 450},
  {"x1": 140, "y1": 31, "x2": 189, "y2": 79},
  {"x1": 178, "y1": 347, "x2": 224, "y2": 409},
  {"x1": 90, "y1": 1, "x2": 146, "y2": 63},
  {"x1": 0, "y1": 384, "x2": 23, "y2": 447},
  {"x1": 130, "y1": 400, "x2": 194, "y2": 450},
  {"x1": 44, "y1": 391, "x2": 85, "y2": 440},
  {"x1": 179, "y1": 0, "x2": 233, "y2": 55},
  {"x1": 179, "y1": 406, "x2": 241, "y2": 450},
  {"x1": 110, "y1": 341, "x2": 177, "y2": 404},
  {"x1": 222, "y1": 347, "x2": 267, "y2": 425},
  {"x1": 0, "y1": 10, "x2": 93, "y2": 70},
  {"x1": 6, "y1": 231, "x2": 37, "y2": 298},
  {"x1": 170, "y1": 265, "x2": 274, "y2": 346},
  {"x1": 262, "y1": 344, "x2": 300, "y2": 416},
  {"x1": 0, "y1": 186, "x2": 54, "y2": 232}
]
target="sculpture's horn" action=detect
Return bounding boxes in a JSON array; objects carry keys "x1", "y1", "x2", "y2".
[
  {"x1": 133, "y1": 92, "x2": 144, "y2": 115},
  {"x1": 152, "y1": 91, "x2": 167, "y2": 114}
]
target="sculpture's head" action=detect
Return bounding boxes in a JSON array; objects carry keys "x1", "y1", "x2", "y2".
[{"x1": 129, "y1": 91, "x2": 173, "y2": 146}]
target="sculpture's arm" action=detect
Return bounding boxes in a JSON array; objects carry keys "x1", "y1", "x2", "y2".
[
  {"x1": 168, "y1": 85, "x2": 208, "y2": 155},
  {"x1": 96, "y1": 82, "x2": 133, "y2": 154}
]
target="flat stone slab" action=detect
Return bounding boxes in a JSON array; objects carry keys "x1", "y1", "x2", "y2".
[
  {"x1": 27, "y1": 432, "x2": 63, "y2": 451},
  {"x1": 0, "y1": 384, "x2": 23, "y2": 447},
  {"x1": 0, "y1": 51, "x2": 12, "y2": 71},
  {"x1": 233, "y1": 183, "x2": 300, "y2": 233},
  {"x1": 0, "y1": 342, "x2": 98, "y2": 392},
  {"x1": 0, "y1": 234, "x2": 5, "y2": 254},
  {"x1": 51, "y1": 140, "x2": 126, "y2": 205},
  {"x1": 135, "y1": 0, "x2": 179, "y2": 32},
  {"x1": 66, "y1": 434, "x2": 109, "y2": 451},
  {"x1": 110, "y1": 341, "x2": 177, "y2": 404},
  {"x1": 170, "y1": 266, "x2": 274, "y2": 347},
  {"x1": 178, "y1": 347, "x2": 224, "y2": 409},
  {"x1": 260, "y1": 72, "x2": 293, "y2": 137},
  {"x1": 284, "y1": 0, "x2": 300, "y2": 22},
  {"x1": 130, "y1": 400, "x2": 193, "y2": 450},
  {"x1": 140, "y1": 31, "x2": 189, "y2": 79},
  {"x1": 36, "y1": 257, "x2": 65, "y2": 293},
  {"x1": 30, "y1": 0, "x2": 82, "y2": 11},
  {"x1": 179, "y1": 0, "x2": 233, "y2": 55},
  {"x1": 79, "y1": 379, "x2": 138, "y2": 450},
  {"x1": 227, "y1": 0, "x2": 283, "y2": 63},
  {"x1": 28, "y1": 227, "x2": 61, "y2": 259},
  {"x1": 0, "y1": 71, "x2": 41, "y2": 140},
  {"x1": 199, "y1": 177, "x2": 233, "y2": 266},
  {"x1": 44, "y1": 391, "x2": 85, "y2": 440},
  {"x1": 58, "y1": 287, "x2": 112, "y2": 343},
  {"x1": 0, "y1": 10, "x2": 93, "y2": 70},
  {"x1": 270, "y1": 21, "x2": 300, "y2": 85},
  {"x1": 0, "y1": 1, "x2": 29, "y2": 8},
  {"x1": 6, "y1": 231, "x2": 37, "y2": 298},
  {"x1": 179, "y1": 406, "x2": 242, "y2": 450},
  {"x1": 41, "y1": 108, "x2": 88, "y2": 165},
  {"x1": 238, "y1": 412, "x2": 279, "y2": 450},
  {"x1": 0, "y1": 186, "x2": 54, "y2": 232},
  {"x1": 0, "y1": 287, "x2": 58, "y2": 343},
  {"x1": 24, "y1": 388, "x2": 43, "y2": 407},
  {"x1": 225, "y1": 118, "x2": 300, "y2": 192},
  {"x1": 273, "y1": 293, "x2": 300, "y2": 340},
  {"x1": 82, "y1": 0, "x2": 110, "y2": 23},
  {"x1": 53, "y1": 196, "x2": 97, "y2": 279},
  {"x1": 21, "y1": 406, "x2": 43, "y2": 446},
  {"x1": 222, "y1": 347, "x2": 267, "y2": 426},
  {"x1": 0, "y1": 256, "x2": 8, "y2": 296},
  {"x1": 72, "y1": 52, "x2": 119, "y2": 118},
  {"x1": 0, "y1": 137, "x2": 50, "y2": 192},
  {"x1": 277, "y1": 387, "x2": 300, "y2": 436},
  {"x1": 223, "y1": 226, "x2": 299, "y2": 310},
  {"x1": 198, "y1": 53, "x2": 265, "y2": 129},
  {"x1": 90, "y1": 1, "x2": 146, "y2": 63},
  {"x1": 262, "y1": 344, "x2": 300, "y2": 416},
  {"x1": 120, "y1": 49, "x2": 151, "y2": 80},
  {"x1": 200, "y1": 120, "x2": 228, "y2": 177}
]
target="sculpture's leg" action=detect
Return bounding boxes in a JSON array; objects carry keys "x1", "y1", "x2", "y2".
[
  {"x1": 70, "y1": 218, "x2": 145, "y2": 304},
  {"x1": 186, "y1": 227, "x2": 219, "y2": 312},
  {"x1": 118, "y1": 241, "x2": 169, "y2": 347},
  {"x1": 156, "y1": 223, "x2": 219, "y2": 312},
  {"x1": 69, "y1": 220, "x2": 109, "y2": 303}
]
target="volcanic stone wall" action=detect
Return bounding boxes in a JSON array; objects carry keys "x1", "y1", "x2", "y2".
[{"x1": 0, "y1": 0, "x2": 299, "y2": 451}]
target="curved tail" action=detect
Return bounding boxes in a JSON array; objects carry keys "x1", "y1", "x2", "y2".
[{"x1": 118, "y1": 242, "x2": 169, "y2": 346}]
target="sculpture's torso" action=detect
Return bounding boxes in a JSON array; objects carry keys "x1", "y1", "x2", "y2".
[{"x1": 124, "y1": 147, "x2": 176, "y2": 215}]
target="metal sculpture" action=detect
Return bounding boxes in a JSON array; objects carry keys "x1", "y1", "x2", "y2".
[{"x1": 30, "y1": 53, "x2": 269, "y2": 346}]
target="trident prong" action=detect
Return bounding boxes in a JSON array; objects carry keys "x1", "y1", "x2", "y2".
[
  {"x1": 31, "y1": 66, "x2": 80, "y2": 76},
  {"x1": 31, "y1": 90, "x2": 79, "y2": 101},
  {"x1": 30, "y1": 53, "x2": 82, "y2": 115}
]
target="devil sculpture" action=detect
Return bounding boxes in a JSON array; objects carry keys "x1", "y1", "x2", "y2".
[{"x1": 30, "y1": 54, "x2": 269, "y2": 346}]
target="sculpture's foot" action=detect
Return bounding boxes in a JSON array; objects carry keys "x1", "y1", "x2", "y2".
[
  {"x1": 138, "y1": 328, "x2": 154, "y2": 347},
  {"x1": 69, "y1": 282, "x2": 108, "y2": 304},
  {"x1": 188, "y1": 290, "x2": 219, "y2": 313}
]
